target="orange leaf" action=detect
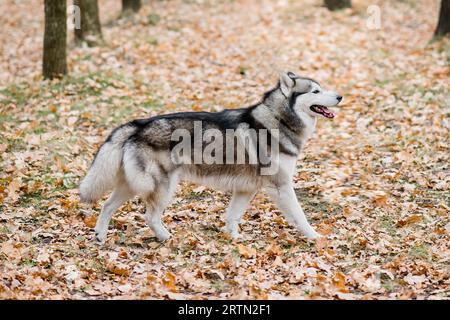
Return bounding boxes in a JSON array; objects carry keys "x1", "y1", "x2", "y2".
[
  {"x1": 397, "y1": 214, "x2": 422, "y2": 227},
  {"x1": 83, "y1": 215, "x2": 97, "y2": 228},
  {"x1": 162, "y1": 272, "x2": 178, "y2": 292},
  {"x1": 237, "y1": 244, "x2": 256, "y2": 259},
  {"x1": 107, "y1": 264, "x2": 130, "y2": 277},
  {"x1": 333, "y1": 272, "x2": 348, "y2": 292},
  {"x1": 372, "y1": 194, "x2": 388, "y2": 207}
]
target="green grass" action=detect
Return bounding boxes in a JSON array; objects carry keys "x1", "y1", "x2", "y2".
[
  {"x1": 146, "y1": 37, "x2": 159, "y2": 46},
  {"x1": 21, "y1": 258, "x2": 38, "y2": 267},
  {"x1": 3, "y1": 137, "x2": 27, "y2": 152},
  {"x1": 409, "y1": 243, "x2": 430, "y2": 261},
  {"x1": 0, "y1": 225, "x2": 10, "y2": 234},
  {"x1": 1, "y1": 72, "x2": 132, "y2": 108},
  {"x1": 379, "y1": 215, "x2": 397, "y2": 236},
  {"x1": 147, "y1": 13, "x2": 161, "y2": 26}
]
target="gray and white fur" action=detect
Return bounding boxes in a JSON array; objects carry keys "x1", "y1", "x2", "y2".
[{"x1": 80, "y1": 72, "x2": 342, "y2": 244}]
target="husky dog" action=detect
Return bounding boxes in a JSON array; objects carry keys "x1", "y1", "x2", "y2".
[{"x1": 80, "y1": 72, "x2": 342, "y2": 244}]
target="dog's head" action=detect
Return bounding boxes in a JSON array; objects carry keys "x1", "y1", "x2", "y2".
[{"x1": 280, "y1": 72, "x2": 342, "y2": 119}]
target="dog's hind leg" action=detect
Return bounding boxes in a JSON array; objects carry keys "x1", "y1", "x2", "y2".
[
  {"x1": 223, "y1": 191, "x2": 255, "y2": 239},
  {"x1": 266, "y1": 183, "x2": 321, "y2": 239},
  {"x1": 94, "y1": 183, "x2": 134, "y2": 245},
  {"x1": 143, "y1": 174, "x2": 178, "y2": 242}
]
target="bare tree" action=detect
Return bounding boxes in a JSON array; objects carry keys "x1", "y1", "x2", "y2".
[
  {"x1": 435, "y1": 0, "x2": 450, "y2": 37},
  {"x1": 43, "y1": 0, "x2": 67, "y2": 79},
  {"x1": 324, "y1": 0, "x2": 351, "y2": 11},
  {"x1": 122, "y1": 0, "x2": 141, "y2": 16},
  {"x1": 74, "y1": 0, "x2": 103, "y2": 46}
]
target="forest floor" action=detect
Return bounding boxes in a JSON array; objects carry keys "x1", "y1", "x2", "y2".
[{"x1": 0, "y1": 0, "x2": 449, "y2": 299}]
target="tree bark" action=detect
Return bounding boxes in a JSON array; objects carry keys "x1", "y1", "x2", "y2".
[
  {"x1": 43, "y1": 0, "x2": 67, "y2": 79},
  {"x1": 435, "y1": 0, "x2": 450, "y2": 37},
  {"x1": 324, "y1": 0, "x2": 351, "y2": 11},
  {"x1": 74, "y1": 0, "x2": 103, "y2": 46},
  {"x1": 122, "y1": 0, "x2": 141, "y2": 16}
]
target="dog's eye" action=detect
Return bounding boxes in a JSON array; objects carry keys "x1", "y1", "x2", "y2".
[{"x1": 312, "y1": 90, "x2": 320, "y2": 94}]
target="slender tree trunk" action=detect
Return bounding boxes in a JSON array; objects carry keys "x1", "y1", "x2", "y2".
[
  {"x1": 324, "y1": 0, "x2": 351, "y2": 11},
  {"x1": 435, "y1": 0, "x2": 450, "y2": 37},
  {"x1": 122, "y1": 0, "x2": 141, "y2": 16},
  {"x1": 43, "y1": 0, "x2": 67, "y2": 79},
  {"x1": 74, "y1": 0, "x2": 103, "y2": 46}
]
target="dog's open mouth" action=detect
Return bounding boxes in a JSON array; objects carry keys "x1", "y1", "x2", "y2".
[{"x1": 310, "y1": 105, "x2": 335, "y2": 118}]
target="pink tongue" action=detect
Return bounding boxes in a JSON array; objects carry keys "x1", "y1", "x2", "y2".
[{"x1": 320, "y1": 106, "x2": 335, "y2": 118}]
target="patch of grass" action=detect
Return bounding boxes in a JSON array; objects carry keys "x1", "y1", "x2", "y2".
[
  {"x1": 295, "y1": 188, "x2": 342, "y2": 218},
  {"x1": 409, "y1": 243, "x2": 430, "y2": 261},
  {"x1": 0, "y1": 225, "x2": 10, "y2": 234},
  {"x1": 17, "y1": 190, "x2": 44, "y2": 207},
  {"x1": 0, "y1": 83, "x2": 33, "y2": 106},
  {"x1": 0, "y1": 113, "x2": 16, "y2": 124},
  {"x1": 1, "y1": 72, "x2": 129, "y2": 109},
  {"x1": 147, "y1": 13, "x2": 161, "y2": 26},
  {"x1": 4, "y1": 137, "x2": 27, "y2": 152},
  {"x1": 90, "y1": 258, "x2": 108, "y2": 274},
  {"x1": 142, "y1": 97, "x2": 165, "y2": 110},
  {"x1": 379, "y1": 215, "x2": 397, "y2": 236},
  {"x1": 381, "y1": 279, "x2": 395, "y2": 292},
  {"x1": 32, "y1": 126, "x2": 47, "y2": 134},
  {"x1": 211, "y1": 280, "x2": 225, "y2": 292},
  {"x1": 146, "y1": 37, "x2": 159, "y2": 46},
  {"x1": 374, "y1": 79, "x2": 390, "y2": 88},
  {"x1": 21, "y1": 258, "x2": 38, "y2": 267}
]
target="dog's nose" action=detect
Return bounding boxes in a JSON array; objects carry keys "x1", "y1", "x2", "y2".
[{"x1": 336, "y1": 95, "x2": 343, "y2": 102}]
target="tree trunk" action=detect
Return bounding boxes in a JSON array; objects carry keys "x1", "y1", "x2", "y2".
[
  {"x1": 324, "y1": 0, "x2": 351, "y2": 11},
  {"x1": 43, "y1": 0, "x2": 67, "y2": 79},
  {"x1": 122, "y1": 0, "x2": 141, "y2": 16},
  {"x1": 74, "y1": 0, "x2": 103, "y2": 46},
  {"x1": 435, "y1": 0, "x2": 450, "y2": 37}
]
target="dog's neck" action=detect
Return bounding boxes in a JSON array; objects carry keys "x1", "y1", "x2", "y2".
[{"x1": 296, "y1": 110, "x2": 317, "y2": 141}]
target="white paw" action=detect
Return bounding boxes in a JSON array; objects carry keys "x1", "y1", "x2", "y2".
[
  {"x1": 154, "y1": 227, "x2": 171, "y2": 242},
  {"x1": 223, "y1": 224, "x2": 240, "y2": 239},
  {"x1": 304, "y1": 229, "x2": 322, "y2": 240},
  {"x1": 94, "y1": 229, "x2": 107, "y2": 245}
]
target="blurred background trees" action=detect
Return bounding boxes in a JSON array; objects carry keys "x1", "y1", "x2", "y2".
[
  {"x1": 74, "y1": 0, "x2": 103, "y2": 47},
  {"x1": 324, "y1": 0, "x2": 351, "y2": 11},
  {"x1": 42, "y1": 0, "x2": 448, "y2": 80},
  {"x1": 435, "y1": 0, "x2": 450, "y2": 37},
  {"x1": 122, "y1": 0, "x2": 142, "y2": 16},
  {"x1": 43, "y1": 0, "x2": 67, "y2": 79}
]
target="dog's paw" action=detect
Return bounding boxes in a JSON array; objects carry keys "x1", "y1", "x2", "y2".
[
  {"x1": 155, "y1": 228, "x2": 171, "y2": 242},
  {"x1": 94, "y1": 231, "x2": 107, "y2": 245},
  {"x1": 222, "y1": 225, "x2": 240, "y2": 239},
  {"x1": 94, "y1": 224, "x2": 108, "y2": 245},
  {"x1": 304, "y1": 229, "x2": 322, "y2": 240}
]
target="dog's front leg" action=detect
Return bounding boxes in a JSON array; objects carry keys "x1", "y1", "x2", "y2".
[
  {"x1": 267, "y1": 184, "x2": 321, "y2": 239},
  {"x1": 223, "y1": 191, "x2": 255, "y2": 239}
]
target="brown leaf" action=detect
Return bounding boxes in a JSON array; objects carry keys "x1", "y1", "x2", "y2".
[
  {"x1": 6, "y1": 178, "x2": 22, "y2": 203},
  {"x1": 107, "y1": 264, "x2": 130, "y2": 277},
  {"x1": 162, "y1": 272, "x2": 178, "y2": 293},
  {"x1": 397, "y1": 214, "x2": 422, "y2": 227},
  {"x1": 83, "y1": 215, "x2": 97, "y2": 228},
  {"x1": 266, "y1": 243, "x2": 282, "y2": 257},
  {"x1": 332, "y1": 272, "x2": 348, "y2": 293},
  {"x1": 237, "y1": 244, "x2": 256, "y2": 259}
]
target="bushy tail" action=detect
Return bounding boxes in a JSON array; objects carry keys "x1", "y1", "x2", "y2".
[{"x1": 79, "y1": 125, "x2": 136, "y2": 203}]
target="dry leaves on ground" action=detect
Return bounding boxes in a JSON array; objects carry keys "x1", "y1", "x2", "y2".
[{"x1": 0, "y1": 0, "x2": 449, "y2": 299}]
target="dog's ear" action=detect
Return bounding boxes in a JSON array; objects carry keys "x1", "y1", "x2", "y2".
[{"x1": 280, "y1": 71, "x2": 297, "y2": 96}]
